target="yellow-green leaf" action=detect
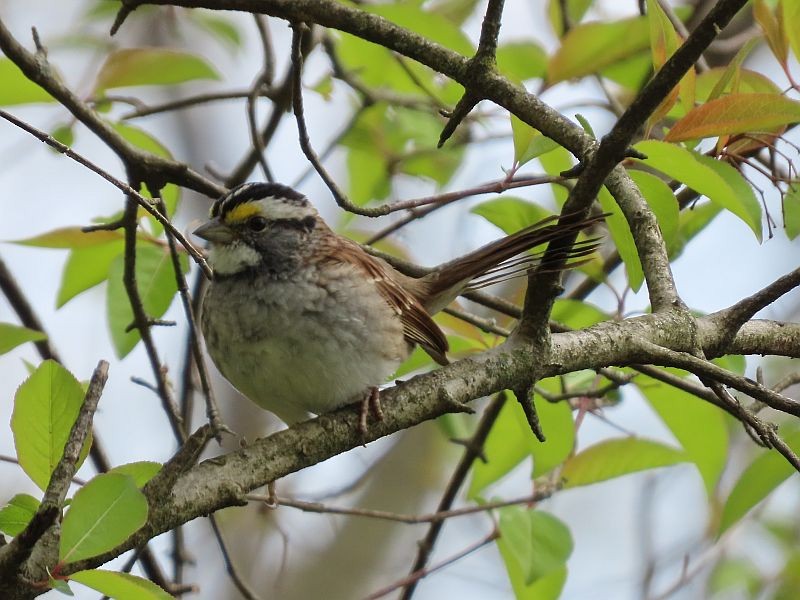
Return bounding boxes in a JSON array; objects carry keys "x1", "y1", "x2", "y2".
[
  {"x1": 0, "y1": 494, "x2": 40, "y2": 536},
  {"x1": 598, "y1": 185, "x2": 644, "y2": 291},
  {"x1": 510, "y1": 115, "x2": 560, "y2": 167},
  {"x1": 12, "y1": 360, "x2": 89, "y2": 490},
  {"x1": 634, "y1": 140, "x2": 762, "y2": 241},
  {"x1": 60, "y1": 473, "x2": 148, "y2": 564},
  {"x1": 71, "y1": 569, "x2": 173, "y2": 600},
  {"x1": 719, "y1": 429, "x2": 800, "y2": 535},
  {"x1": 562, "y1": 438, "x2": 688, "y2": 487},
  {"x1": 548, "y1": 15, "x2": 650, "y2": 83},
  {"x1": 784, "y1": 184, "x2": 800, "y2": 240},
  {"x1": 471, "y1": 197, "x2": 553, "y2": 235},
  {"x1": 637, "y1": 375, "x2": 728, "y2": 495},
  {"x1": 106, "y1": 245, "x2": 183, "y2": 358},
  {"x1": 0, "y1": 58, "x2": 54, "y2": 106},
  {"x1": 95, "y1": 48, "x2": 219, "y2": 91},
  {"x1": 497, "y1": 507, "x2": 573, "y2": 586},
  {"x1": 0, "y1": 323, "x2": 46, "y2": 355},
  {"x1": 57, "y1": 241, "x2": 125, "y2": 308},
  {"x1": 11, "y1": 227, "x2": 122, "y2": 249}
]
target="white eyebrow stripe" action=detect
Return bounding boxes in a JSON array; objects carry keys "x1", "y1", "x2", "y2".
[{"x1": 251, "y1": 198, "x2": 316, "y2": 221}]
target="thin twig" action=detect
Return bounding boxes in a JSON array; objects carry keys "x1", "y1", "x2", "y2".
[
  {"x1": 0, "y1": 255, "x2": 171, "y2": 590},
  {"x1": 0, "y1": 109, "x2": 212, "y2": 279},
  {"x1": 399, "y1": 393, "x2": 507, "y2": 600},
  {"x1": 437, "y1": 0, "x2": 505, "y2": 147},
  {"x1": 0, "y1": 18, "x2": 221, "y2": 197},
  {"x1": 207, "y1": 515, "x2": 263, "y2": 600},
  {"x1": 118, "y1": 89, "x2": 275, "y2": 120},
  {"x1": 249, "y1": 489, "x2": 555, "y2": 524},
  {"x1": 367, "y1": 530, "x2": 499, "y2": 600},
  {"x1": 120, "y1": 193, "x2": 185, "y2": 443},
  {"x1": 150, "y1": 186, "x2": 225, "y2": 440},
  {"x1": 364, "y1": 173, "x2": 563, "y2": 244}
]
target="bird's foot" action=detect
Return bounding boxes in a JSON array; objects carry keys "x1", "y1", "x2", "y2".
[{"x1": 358, "y1": 386, "x2": 383, "y2": 437}]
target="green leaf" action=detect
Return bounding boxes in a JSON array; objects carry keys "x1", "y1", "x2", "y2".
[
  {"x1": 499, "y1": 556, "x2": 566, "y2": 600},
  {"x1": 696, "y1": 66, "x2": 781, "y2": 102},
  {"x1": 400, "y1": 144, "x2": 464, "y2": 187},
  {"x1": 784, "y1": 184, "x2": 800, "y2": 240},
  {"x1": 547, "y1": 0, "x2": 595, "y2": 36},
  {"x1": 634, "y1": 140, "x2": 762, "y2": 241},
  {"x1": 600, "y1": 51, "x2": 652, "y2": 90},
  {"x1": 109, "y1": 125, "x2": 181, "y2": 222},
  {"x1": 50, "y1": 576, "x2": 74, "y2": 595},
  {"x1": 71, "y1": 569, "x2": 173, "y2": 600},
  {"x1": 529, "y1": 390, "x2": 576, "y2": 478},
  {"x1": 60, "y1": 473, "x2": 148, "y2": 564},
  {"x1": 561, "y1": 438, "x2": 688, "y2": 488},
  {"x1": 366, "y1": 5, "x2": 474, "y2": 56},
  {"x1": 718, "y1": 429, "x2": 800, "y2": 535},
  {"x1": 707, "y1": 557, "x2": 762, "y2": 597},
  {"x1": 469, "y1": 400, "x2": 534, "y2": 498},
  {"x1": 342, "y1": 103, "x2": 462, "y2": 196},
  {"x1": 109, "y1": 461, "x2": 161, "y2": 487},
  {"x1": 784, "y1": 0, "x2": 800, "y2": 65},
  {"x1": 0, "y1": 494, "x2": 40, "y2": 536},
  {"x1": 548, "y1": 15, "x2": 650, "y2": 83},
  {"x1": 754, "y1": 0, "x2": 788, "y2": 64},
  {"x1": 191, "y1": 11, "x2": 243, "y2": 51},
  {"x1": 106, "y1": 244, "x2": 183, "y2": 358},
  {"x1": 0, "y1": 58, "x2": 54, "y2": 105},
  {"x1": 12, "y1": 228, "x2": 123, "y2": 249},
  {"x1": 12, "y1": 360, "x2": 88, "y2": 491},
  {"x1": 471, "y1": 197, "x2": 552, "y2": 235},
  {"x1": 551, "y1": 299, "x2": 609, "y2": 329},
  {"x1": 703, "y1": 40, "x2": 762, "y2": 101},
  {"x1": 347, "y1": 148, "x2": 389, "y2": 206},
  {"x1": 637, "y1": 375, "x2": 728, "y2": 495},
  {"x1": 539, "y1": 147, "x2": 573, "y2": 205},
  {"x1": 95, "y1": 48, "x2": 220, "y2": 91},
  {"x1": 57, "y1": 241, "x2": 125, "y2": 308},
  {"x1": 574, "y1": 114, "x2": 595, "y2": 137},
  {"x1": 497, "y1": 507, "x2": 573, "y2": 585},
  {"x1": 629, "y1": 170, "x2": 679, "y2": 256},
  {"x1": 496, "y1": 42, "x2": 547, "y2": 83},
  {"x1": 428, "y1": 0, "x2": 481, "y2": 25},
  {"x1": 510, "y1": 115, "x2": 560, "y2": 167},
  {"x1": 0, "y1": 323, "x2": 46, "y2": 355},
  {"x1": 51, "y1": 124, "x2": 75, "y2": 149},
  {"x1": 111, "y1": 122, "x2": 171, "y2": 158},
  {"x1": 713, "y1": 354, "x2": 746, "y2": 375},
  {"x1": 598, "y1": 185, "x2": 644, "y2": 291},
  {"x1": 470, "y1": 386, "x2": 575, "y2": 497}
]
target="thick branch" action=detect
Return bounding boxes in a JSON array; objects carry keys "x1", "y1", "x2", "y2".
[{"x1": 56, "y1": 310, "x2": 800, "y2": 575}]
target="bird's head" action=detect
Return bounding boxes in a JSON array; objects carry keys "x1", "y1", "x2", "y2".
[{"x1": 194, "y1": 182, "x2": 319, "y2": 277}]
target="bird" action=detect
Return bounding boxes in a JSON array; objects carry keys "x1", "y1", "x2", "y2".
[{"x1": 194, "y1": 182, "x2": 602, "y2": 428}]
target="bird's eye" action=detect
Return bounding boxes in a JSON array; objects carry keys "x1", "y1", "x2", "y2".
[{"x1": 247, "y1": 216, "x2": 268, "y2": 232}]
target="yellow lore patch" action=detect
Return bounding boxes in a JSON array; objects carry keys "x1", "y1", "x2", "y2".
[{"x1": 224, "y1": 203, "x2": 261, "y2": 224}]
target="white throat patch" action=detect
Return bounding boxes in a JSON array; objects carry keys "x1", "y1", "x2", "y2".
[{"x1": 208, "y1": 240, "x2": 261, "y2": 275}]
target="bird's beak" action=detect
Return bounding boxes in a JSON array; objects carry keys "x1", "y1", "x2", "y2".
[{"x1": 193, "y1": 217, "x2": 235, "y2": 243}]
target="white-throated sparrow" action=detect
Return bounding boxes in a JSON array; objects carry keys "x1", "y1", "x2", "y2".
[{"x1": 195, "y1": 183, "x2": 601, "y2": 426}]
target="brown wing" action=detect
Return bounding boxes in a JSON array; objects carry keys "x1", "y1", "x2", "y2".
[{"x1": 335, "y1": 241, "x2": 449, "y2": 365}]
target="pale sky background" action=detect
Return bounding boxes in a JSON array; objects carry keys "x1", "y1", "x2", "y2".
[{"x1": 1, "y1": 1, "x2": 799, "y2": 599}]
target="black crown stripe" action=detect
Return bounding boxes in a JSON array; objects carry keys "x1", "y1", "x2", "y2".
[{"x1": 210, "y1": 183, "x2": 308, "y2": 218}]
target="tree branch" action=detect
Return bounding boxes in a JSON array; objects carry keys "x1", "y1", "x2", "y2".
[{"x1": 0, "y1": 18, "x2": 222, "y2": 198}]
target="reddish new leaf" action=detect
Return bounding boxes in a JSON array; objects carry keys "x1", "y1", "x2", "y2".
[{"x1": 666, "y1": 93, "x2": 800, "y2": 142}]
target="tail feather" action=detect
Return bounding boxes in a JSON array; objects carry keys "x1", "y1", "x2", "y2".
[{"x1": 419, "y1": 212, "x2": 605, "y2": 313}]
